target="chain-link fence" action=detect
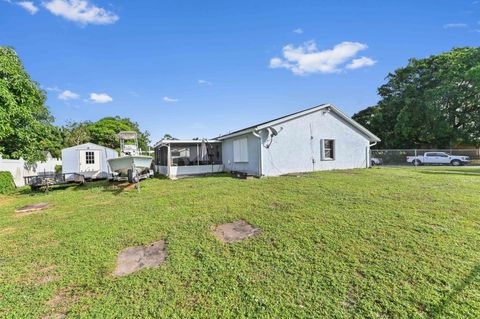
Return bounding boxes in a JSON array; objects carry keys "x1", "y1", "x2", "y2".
[{"x1": 370, "y1": 149, "x2": 480, "y2": 166}]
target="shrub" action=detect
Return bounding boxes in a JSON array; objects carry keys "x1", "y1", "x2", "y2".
[
  {"x1": 0, "y1": 171, "x2": 15, "y2": 194},
  {"x1": 154, "y1": 172, "x2": 168, "y2": 179},
  {"x1": 55, "y1": 165, "x2": 62, "y2": 173}
]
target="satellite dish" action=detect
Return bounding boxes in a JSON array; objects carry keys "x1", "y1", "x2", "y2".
[{"x1": 268, "y1": 127, "x2": 278, "y2": 136}]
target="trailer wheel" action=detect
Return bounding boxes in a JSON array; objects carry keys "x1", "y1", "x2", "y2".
[{"x1": 127, "y1": 169, "x2": 134, "y2": 183}]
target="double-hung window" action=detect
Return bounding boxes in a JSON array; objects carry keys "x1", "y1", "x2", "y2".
[{"x1": 321, "y1": 139, "x2": 335, "y2": 160}]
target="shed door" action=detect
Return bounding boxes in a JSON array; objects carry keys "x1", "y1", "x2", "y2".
[{"x1": 79, "y1": 150, "x2": 101, "y2": 172}]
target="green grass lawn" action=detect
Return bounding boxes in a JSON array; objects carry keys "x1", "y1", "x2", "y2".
[{"x1": 1, "y1": 167, "x2": 479, "y2": 318}]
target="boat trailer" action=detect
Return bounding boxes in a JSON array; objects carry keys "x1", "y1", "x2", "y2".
[{"x1": 24, "y1": 173, "x2": 85, "y2": 192}]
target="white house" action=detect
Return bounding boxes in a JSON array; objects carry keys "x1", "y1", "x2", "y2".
[
  {"x1": 154, "y1": 104, "x2": 380, "y2": 178},
  {"x1": 218, "y1": 104, "x2": 380, "y2": 176},
  {"x1": 61, "y1": 143, "x2": 118, "y2": 180}
]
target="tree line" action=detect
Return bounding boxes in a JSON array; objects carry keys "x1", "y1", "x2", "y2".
[
  {"x1": 0, "y1": 47, "x2": 149, "y2": 163},
  {"x1": 353, "y1": 47, "x2": 480, "y2": 149}
]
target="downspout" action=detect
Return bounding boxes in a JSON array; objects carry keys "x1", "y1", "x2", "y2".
[
  {"x1": 252, "y1": 130, "x2": 263, "y2": 177},
  {"x1": 367, "y1": 141, "x2": 377, "y2": 168}
]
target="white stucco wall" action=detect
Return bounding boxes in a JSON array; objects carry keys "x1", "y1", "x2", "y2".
[
  {"x1": 221, "y1": 133, "x2": 261, "y2": 176},
  {"x1": 62, "y1": 143, "x2": 117, "y2": 179},
  {"x1": 260, "y1": 110, "x2": 371, "y2": 176}
]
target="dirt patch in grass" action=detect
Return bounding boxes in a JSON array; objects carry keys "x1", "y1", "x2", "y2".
[
  {"x1": 268, "y1": 201, "x2": 293, "y2": 211},
  {"x1": 0, "y1": 196, "x2": 13, "y2": 207},
  {"x1": 35, "y1": 266, "x2": 60, "y2": 285},
  {"x1": 113, "y1": 240, "x2": 167, "y2": 277},
  {"x1": 109, "y1": 182, "x2": 137, "y2": 191},
  {"x1": 269, "y1": 202, "x2": 283, "y2": 209},
  {"x1": 417, "y1": 304, "x2": 426, "y2": 315},
  {"x1": 213, "y1": 220, "x2": 261, "y2": 243},
  {"x1": 0, "y1": 227, "x2": 16, "y2": 236},
  {"x1": 342, "y1": 287, "x2": 358, "y2": 310},
  {"x1": 43, "y1": 286, "x2": 81, "y2": 319},
  {"x1": 15, "y1": 202, "x2": 49, "y2": 216}
]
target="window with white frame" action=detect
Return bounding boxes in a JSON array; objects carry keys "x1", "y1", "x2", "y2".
[
  {"x1": 321, "y1": 139, "x2": 335, "y2": 160},
  {"x1": 85, "y1": 151, "x2": 95, "y2": 164},
  {"x1": 233, "y1": 138, "x2": 248, "y2": 162}
]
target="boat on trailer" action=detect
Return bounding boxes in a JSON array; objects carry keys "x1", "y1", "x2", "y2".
[{"x1": 107, "y1": 131, "x2": 153, "y2": 183}]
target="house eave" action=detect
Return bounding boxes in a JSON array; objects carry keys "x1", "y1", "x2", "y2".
[
  {"x1": 216, "y1": 128, "x2": 257, "y2": 140},
  {"x1": 216, "y1": 103, "x2": 381, "y2": 142}
]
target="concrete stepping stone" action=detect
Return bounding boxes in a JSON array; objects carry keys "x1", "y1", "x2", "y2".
[
  {"x1": 113, "y1": 240, "x2": 167, "y2": 277},
  {"x1": 214, "y1": 220, "x2": 261, "y2": 243}
]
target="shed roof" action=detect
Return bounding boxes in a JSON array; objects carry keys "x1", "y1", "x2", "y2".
[
  {"x1": 216, "y1": 103, "x2": 381, "y2": 142},
  {"x1": 61, "y1": 142, "x2": 117, "y2": 152}
]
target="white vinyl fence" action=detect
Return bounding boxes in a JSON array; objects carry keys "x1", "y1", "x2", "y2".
[
  {"x1": 0, "y1": 153, "x2": 62, "y2": 186},
  {"x1": 371, "y1": 149, "x2": 480, "y2": 166}
]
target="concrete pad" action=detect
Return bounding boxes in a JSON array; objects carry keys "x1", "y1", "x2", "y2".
[
  {"x1": 214, "y1": 220, "x2": 261, "y2": 243},
  {"x1": 15, "y1": 202, "x2": 49, "y2": 214},
  {"x1": 113, "y1": 240, "x2": 167, "y2": 277}
]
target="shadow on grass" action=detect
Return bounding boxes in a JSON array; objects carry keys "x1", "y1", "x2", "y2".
[
  {"x1": 16, "y1": 183, "x2": 87, "y2": 195},
  {"x1": 428, "y1": 263, "x2": 480, "y2": 317},
  {"x1": 19, "y1": 180, "x2": 120, "y2": 195}
]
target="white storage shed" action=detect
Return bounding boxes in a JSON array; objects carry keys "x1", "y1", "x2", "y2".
[{"x1": 61, "y1": 143, "x2": 118, "y2": 179}]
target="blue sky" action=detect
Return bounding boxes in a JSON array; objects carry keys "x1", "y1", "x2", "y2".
[{"x1": 1, "y1": 0, "x2": 479, "y2": 143}]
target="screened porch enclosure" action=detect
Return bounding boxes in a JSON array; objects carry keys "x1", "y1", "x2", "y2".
[{"x1": 155, "y1": 140, "x2": 223, "y2": 178}]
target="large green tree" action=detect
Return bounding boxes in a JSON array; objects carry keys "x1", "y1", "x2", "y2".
[
  {"x1": 62, "y1": 121, "x2": 91, "y2": 147},
  {"x1": 0, "y1": 47, "x2": 62, "y2": 162},
  {"x1": 353, "y1": 47, "x2": 480, "y2": 148},
  {"x1": 63, "y1": 117, "x2": 150, "y2": 151}
]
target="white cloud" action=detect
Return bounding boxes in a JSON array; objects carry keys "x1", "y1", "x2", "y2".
[
  {"x1": 45, "y1": 85, "x2": 61, "y2": 92},
  {"x1": 346, "y1": 56, "x2": 377, "y2": 69},
  {"x1": 163, "y1": 96, "x2": 179, "y2": 103},
  {"x1": 16, "y1": 1, "x2": 38, "y2": 14},
  {"x1": 42, "y1": 0, "x2": 119, "y2": 25},
  {"x1": 269, "y1": 40, "x2": 375, "y2": 75},
  {"x1": 58, "y1": 90, "x2": 80, "y2": 100},
  {"x1": 198, "y1": 79, "x2": 212, "y2": 86},
  {"x1": 293, "y1": 28, "x2": 303, "y2": 34},
  {"x1": 90, "y1": 92, "x2": 113, "y2": 103},
  {"x1": 443, "y1": 23, "x2": 468, "y2": 29}
]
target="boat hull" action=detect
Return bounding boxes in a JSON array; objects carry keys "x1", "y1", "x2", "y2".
[{"x1": 107, "y1": 156, "x2": 153, "y2": 176}]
